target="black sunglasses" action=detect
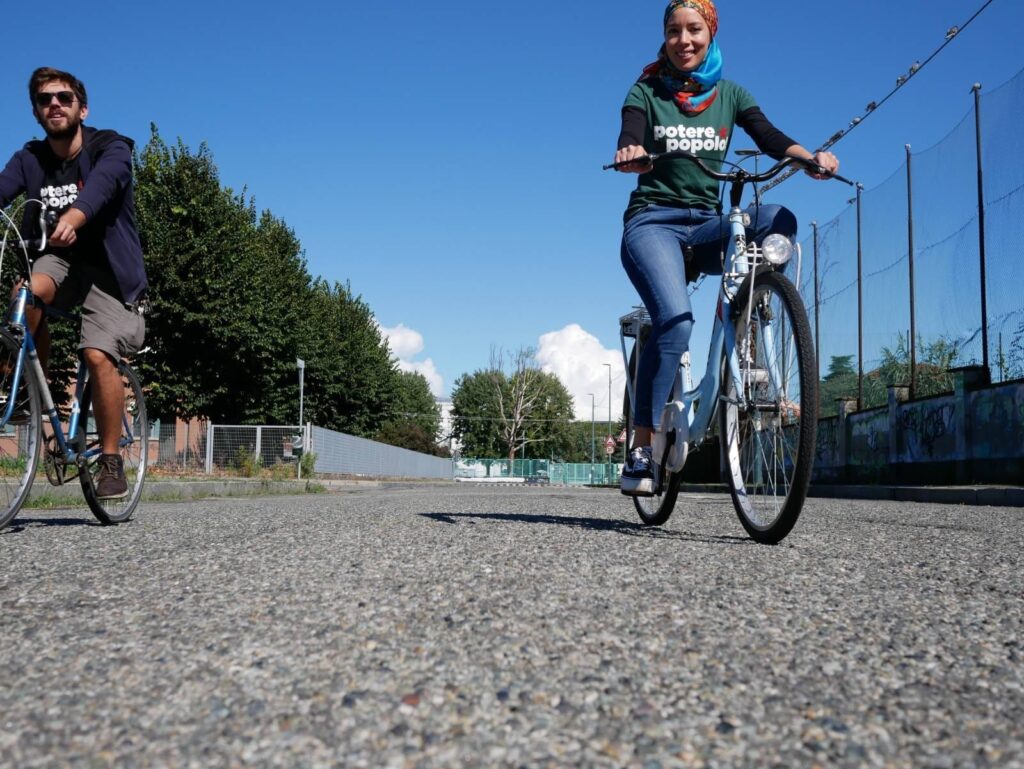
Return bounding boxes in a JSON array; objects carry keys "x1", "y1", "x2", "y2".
[{"x1": 34, "y1": 90, "x2": 76, "y2": 108}]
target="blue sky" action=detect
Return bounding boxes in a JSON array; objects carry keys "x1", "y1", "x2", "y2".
[{"x1": 0, "y1": 0, "x2": 1019, "y2": 419}]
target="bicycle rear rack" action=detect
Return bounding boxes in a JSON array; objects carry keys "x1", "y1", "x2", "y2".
[{"x1": 619, "y1": 307, "x2": 651, "y2": 339}]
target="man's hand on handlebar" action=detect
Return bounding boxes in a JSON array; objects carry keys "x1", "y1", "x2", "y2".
[
  {"x1": 613, "y1": 145, "x2": 653, "y2": 174},
  {"x1": 48, "y1": 208, "x2": 86, "y2": 248}
]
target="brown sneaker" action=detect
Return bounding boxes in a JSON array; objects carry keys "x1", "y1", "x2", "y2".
[{"x1": 95, "y1": 454, "x2": 129, "y2": 500}]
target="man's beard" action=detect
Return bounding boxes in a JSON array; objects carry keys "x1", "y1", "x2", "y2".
[{"x1": 41, "y1": 112, "x2": 82, "y2": 140}]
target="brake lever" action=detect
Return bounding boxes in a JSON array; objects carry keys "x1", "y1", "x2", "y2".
[{"x1": 795, "y1": 157, "x2": 854, "y2": 186}]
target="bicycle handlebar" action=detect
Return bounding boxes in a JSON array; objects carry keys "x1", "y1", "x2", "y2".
[
  {"x1": 603, "y1": 152, "x2": 854, "y2": 186},
  {"x1": 4, "y1": 206, "x2": 56, "y2": 260}
]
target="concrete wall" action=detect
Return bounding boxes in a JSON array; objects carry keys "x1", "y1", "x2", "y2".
[{"x1": 812, "y1": 367, "x2": 1024, "y2": 486}]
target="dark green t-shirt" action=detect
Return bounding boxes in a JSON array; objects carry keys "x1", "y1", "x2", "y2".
[{"x1": 622, "y1": 78, "x2": 756, "y2": 221}]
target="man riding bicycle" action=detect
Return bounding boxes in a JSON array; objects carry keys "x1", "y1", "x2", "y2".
[{"x1": 0, "y1": 67, "x2": 147, "y2": 499}]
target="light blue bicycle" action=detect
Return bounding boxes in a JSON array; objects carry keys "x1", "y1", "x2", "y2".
[
  {"x1": 606, "y1": 152, "x2": 852, "y2": 543},
  {"x1": 0, "y1": 202, "x2": 148, "y2": 529}
]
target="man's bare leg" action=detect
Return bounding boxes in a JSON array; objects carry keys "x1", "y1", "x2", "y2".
[
  {"x1": 82, "y1": 348, "x2": 124, "y2": 455},
  {"x1": 22, "y1": 274, "x2": 56, "y2": 371}
]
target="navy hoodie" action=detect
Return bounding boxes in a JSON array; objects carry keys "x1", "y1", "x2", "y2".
[{"x1": 0, "y1": 126, "x2": 147, "y2": 304}]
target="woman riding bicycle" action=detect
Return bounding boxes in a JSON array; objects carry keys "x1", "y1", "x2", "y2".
[{"x1": 615, "y1": 0, "x2": 839, "y2": 496}]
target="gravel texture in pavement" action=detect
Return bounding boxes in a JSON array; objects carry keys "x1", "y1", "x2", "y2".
[{"x1": 1, "y1": 486, "x2": 1021, "y2": 768}]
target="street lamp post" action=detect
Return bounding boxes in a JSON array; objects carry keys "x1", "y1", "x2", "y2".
[
  {"x1": 588, "y1": 393, "x2": 595, "y2": 466},
  {"x1": 603, "y1": 363, "x2": 612, "y2": 463},
  {"x1": 296, "y1": 357, "x2": 306, "y2": 480},
  {"x1": 297, "y1": 358, "x2": 305, "y2": 426}
]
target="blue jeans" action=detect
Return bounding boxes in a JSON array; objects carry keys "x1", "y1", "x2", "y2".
[{"x1": 620, "y1": 203, "x2": 797, "y2": 429}]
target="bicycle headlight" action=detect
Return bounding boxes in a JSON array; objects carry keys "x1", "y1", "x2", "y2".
[{"x1": 762, "y1": 234, "x2": 793, "y2": 266}]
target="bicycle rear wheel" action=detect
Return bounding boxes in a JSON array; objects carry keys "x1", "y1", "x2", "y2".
[
  {"x1": 0, "y1": 330, "x2": 42, "y2": 529},
  {"x1": 720, "y1": 270, "x2": 816, "y2": 544},
  {"x1": 79, "y1": 362, "x2": 148, "y2": 525},
  {"x1": 623, "y1": 348, "x2": 681, "y2": 527}
]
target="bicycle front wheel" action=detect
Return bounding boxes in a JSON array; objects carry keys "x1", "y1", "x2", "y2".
[
  {"x1": 0, "y1": 330, "x2": 42, "y2": 530},
  {"x1": 720, "y1": 270, "x2": 817, "y2": 544},
  {"x1": 80, "y1": 362, "x2": 148, "y2": 525}
]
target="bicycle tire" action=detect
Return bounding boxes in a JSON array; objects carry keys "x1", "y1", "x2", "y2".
[
  {"x1": 720, "y1": 270, "x2": 817, "y2": 544},
  {"x1": 0, "y1": 330, "x2": 42, "y2": 530},
  {"x1": 623, "y1": 346, "x2": 682, "y2": 526},
  {"x1": 79, "y1": 361, "x2": 148, "y2": 525}
]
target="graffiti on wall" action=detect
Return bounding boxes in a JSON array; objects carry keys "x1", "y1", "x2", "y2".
[
  {"x1": 896, "y1": 399, "x2": 957, "y2": 462},
  {"x1": 849, "y1": 410, "x2": 889, "y2": 470},
  {"x1": 816, "y1": 416, "x2": 839, "y2": 467},
  {"x1": 969, "y1": 384, "x2": 1024, "y2": 458},
  {"x1": 811, "y1": 377, "x2": 1023, "y2": 484}
]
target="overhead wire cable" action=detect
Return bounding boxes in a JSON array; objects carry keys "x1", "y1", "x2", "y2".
[{"x1": 759, "y1": 0, "x2": 998, "y2": 195}]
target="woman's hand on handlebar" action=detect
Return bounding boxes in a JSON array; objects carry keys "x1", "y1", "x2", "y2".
[
  {"x1": 803, "y1": 150, "x2": 839, "y2": 181},
  {"x1": 613, "y1": 145, "x2": 653, "y2": 174}
]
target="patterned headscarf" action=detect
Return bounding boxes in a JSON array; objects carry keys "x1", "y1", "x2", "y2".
[
  {"x1": 663, "y1": 0, "x2": 718, "y2": 38},
  {"x1": 641, "y1": 0, "x2": 723, "y2": 115}
]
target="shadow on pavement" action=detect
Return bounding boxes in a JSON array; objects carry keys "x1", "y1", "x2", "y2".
[
  {"x1": 419, "y1": 511, "x2": 752, "y2": 545},
  {"x1": 1, "y1": 516, "x2": 100, "y2": 534}
]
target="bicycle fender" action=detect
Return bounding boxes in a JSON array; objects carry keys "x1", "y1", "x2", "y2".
[{"x1": 729, "y1": 265, "x2": 777, "y2": 319}]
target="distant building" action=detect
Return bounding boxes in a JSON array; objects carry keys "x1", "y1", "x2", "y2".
[{"x1": 435, "y1": 397, "x2": 461, "y2": 456}]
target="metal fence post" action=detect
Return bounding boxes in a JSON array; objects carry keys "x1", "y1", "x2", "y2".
[
  {"x1": 906, "y1": 145, "x2": 918, "y2": 399},
  {"x1": 855, "y1": 183, "x2": 864, "y2": 410},
  {"x1": 812, "y1": 220, "x2": 820, "y2": 383},
  {"x1": 205, "y1": 422, "x2": 214, "y2": 474},
  {"x1": 972, "y1": 83, "x2": 990, "y2": 376}
]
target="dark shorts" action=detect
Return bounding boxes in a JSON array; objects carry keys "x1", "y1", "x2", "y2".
[{"x1": 33, "y1": 254, "x2": 145, "y2": 361}]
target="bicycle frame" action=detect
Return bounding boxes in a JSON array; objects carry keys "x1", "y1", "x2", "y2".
[{"x1": 3, "y1": 284, "x2": 107, "y2": 466}]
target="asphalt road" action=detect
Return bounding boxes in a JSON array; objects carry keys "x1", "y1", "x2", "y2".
[{"x1": 1, "y1": 486, "x2": 1021, "y2": 768}]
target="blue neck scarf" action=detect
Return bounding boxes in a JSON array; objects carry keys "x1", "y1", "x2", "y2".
[{"x1": 643, "y1": 39, "x2": 724, "y2": 114}]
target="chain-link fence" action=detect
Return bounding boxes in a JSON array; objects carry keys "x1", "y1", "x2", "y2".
[
  {"x1": 795, "y1": 68, "x2": 1024, "y2": 411},
  {"x1": 456, "y1": 458, "x2": 621, "y2": 486},
  {"x1": 200, "y1": 424, "x2": 306, "y2": 478},
  {"x1": 110, "y1": 419, "x2": 458, "y2": 481},
  {"x1": 152, "y1": 418, "x2": 207, "y2": 474}
]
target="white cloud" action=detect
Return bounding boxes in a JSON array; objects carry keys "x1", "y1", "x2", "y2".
[
  {"x1": 536, "y1": 324, "x2": 625, "y2": 423},
  {"x1": 380, "y1": 323, "x2": 424, "y2": 360},
  {"x1": 396, "y1": 358, "x2": 444, "y2": 398},
  {"x1": 379, "y1": 323, "x2": 445, "y2": 397}
]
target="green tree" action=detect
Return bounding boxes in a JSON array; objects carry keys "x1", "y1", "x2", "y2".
[
  {"x1": 450, "y1": 369, "x2": 504, "y2": 457},
  {"x1": 875, "y1": 333, "x2": 961, "y2": 400},
  {"x1": 295, "y1": 280, "x2": 401, "y2": 436},
  {"x1": 518, "y1": 370, "x2": 575, "y2": 460},
  {"x1": 450, "y1": 349, "x2": 574, "y2": 461},
  {"x1": 375, "y1": 370, "x2": 445, "y2": 455},
  {"x1": 824, "y1": 355, "x2": 855, "y2": 380},
  {"x1": 133, "y1": 127, "x2": 312, "y2": 422},
  {"x1": 560, "y1": 418, "x2": 627, "y2": 463},
  {"x1": 128, "y1": 125, "x2": 457, "y2": 457},
  {"x1": 818, "y1": 354, "x2": 858, "y2": 417},
  {"x1": 1003, "y1": 320, "x2": 1024, "y2": 380}
]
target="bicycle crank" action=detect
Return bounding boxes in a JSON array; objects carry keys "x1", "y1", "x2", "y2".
[{"x1": 43, "y1": 436, "x2": 78, "y2": 486}]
